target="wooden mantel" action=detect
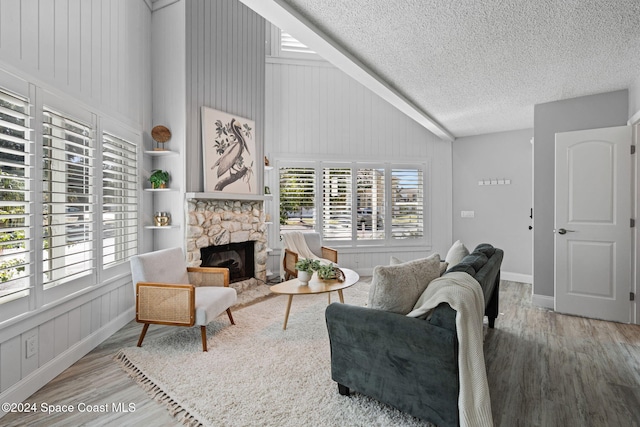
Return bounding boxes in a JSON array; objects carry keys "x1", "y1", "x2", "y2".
[{"x1": 185, "y1": 192, "x2": 273, "y2": 201}]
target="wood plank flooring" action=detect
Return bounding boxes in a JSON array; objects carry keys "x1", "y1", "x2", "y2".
[{"x1": 2, "y1": 280, "x2": 640, "y2": 427}]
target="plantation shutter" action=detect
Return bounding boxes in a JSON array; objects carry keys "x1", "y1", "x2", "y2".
[
  {"x1": 102, "y1": 132, "x2": 138, "y2": 267},
  {"x1": 391, "y1": 168, "x2": 424, "y2": 239},
  {"x1": 42, "y1": 107, "x2": 95, "y2": 287},
  {"x1": 0, "y1": 89, "x2": 31, "y2": 301},
  {"x1": 322, "y1": 167, "x2": 352, "y2": 240},
  {"x1": 279, "y1": 167, "x2": 316, "y2": 230},
  {"x1": 280, "y1": 31, "x2": 316, "y2": 55},
  {"x1": 356, "y1": 168, "x2": 385, "y2": 240}
]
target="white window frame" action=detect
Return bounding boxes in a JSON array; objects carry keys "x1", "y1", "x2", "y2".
[
  {"x1": 278, "y1": 160, "x2": 428, "y2": 248},
  {"x1": 40, "y1": 92, "x2": 98, "y2": 304},
  {"x1": 267, "y1": 24, "x2": 324, "y2": 61},
  {"x1": 0, "y1": 85, "x2": 33, "y2": 309},
  {"x1": 100, "y1": 128, "x2": 141, "y2": 271},
  {"x1": 0, "y1": 75, "x2": 141, "y2": 321}
]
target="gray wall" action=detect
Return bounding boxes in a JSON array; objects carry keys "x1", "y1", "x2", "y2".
[
  {"x1": 630, "y1": 75, "x2": 640, "y2": 118},
  {"x1": 533, "y1": 90, "x2": 629, "y2": 299},
  {"x1": 185, "y1": 0, "x2": 266, "y2": 193},
  {"x1": 452, "y1": 129, "x2": 533, "y2": 279}
]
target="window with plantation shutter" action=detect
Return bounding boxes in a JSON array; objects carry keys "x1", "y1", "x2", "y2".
[
  {"x1": 0, "y1": 89, "x2": 31, "y2": 302},
  {"x1": 356, "y1": 168, "x2": 385, "y2": 240},
  {"x1": 322, "y1": 167, "x2": 352, "y2": 240},
  {"x1": 42, "y1": 107, "x2": 94, "y2": 288},
  {"x1": 102, "y1": 132, "x2": 138, "y2": 268},
  {"x1": 280, "y1": 31, "x2": 316, "y2": 55},
  {"x1": 279, "y1": 167, "x2": 316, "y2": 231},
  {"x1": 391, "y1": 168, "x2": 424, "y2": 239},
  {"x1": 277, "y1": 162, "x2": 426, "y2": 245}
]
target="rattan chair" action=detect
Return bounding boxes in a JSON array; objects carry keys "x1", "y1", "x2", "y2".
[
  {"x1": 130, "y1": 247, "x2": 237, "y2": 352},
  {"x1": 282, "y1": 231, "x2": 338, "y2": 280}
]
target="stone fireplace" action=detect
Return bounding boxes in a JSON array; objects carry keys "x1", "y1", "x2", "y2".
[{"x1": 186, "y1": 198, "x2": 268, "y2": 293}]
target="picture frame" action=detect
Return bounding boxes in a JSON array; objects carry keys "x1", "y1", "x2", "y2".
[{"x1": 201, "y1": 107, "x2": 257, "y2": 193}]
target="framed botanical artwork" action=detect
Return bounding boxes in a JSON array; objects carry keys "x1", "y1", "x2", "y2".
[{"x1": 201, "y1": 107, "x2": 256, "y2": 193}]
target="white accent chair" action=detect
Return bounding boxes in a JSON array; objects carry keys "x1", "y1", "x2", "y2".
[
  {"x1": 130, "y1": 247, "x2": 237, "y2": 352},
  {"x1": 281, "y1": 231, "x2": 338, "y2": 280}
]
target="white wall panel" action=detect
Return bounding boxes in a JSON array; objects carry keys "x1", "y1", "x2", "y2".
[
  {"x1": 80, "y1": 302, "x2": 92, "y2": 340},
  {"x1": 68, "y1": 307, "x2": 82, "y2": 345},
  {"x1": 265, "y1": 58, "x2": 453, "y2": 274},
  {"x1": 0, "y1": 0, "x2": 150, "y2": 128},
  {"x1": 54, "y1": 315, "x2": 69, "y2": 358},
  {"x1": 0, "y1": 337, "x2": 20, "y2": 393},
  {"x1": 38, "y1": 321, "x2": 55, "y2": 368}
]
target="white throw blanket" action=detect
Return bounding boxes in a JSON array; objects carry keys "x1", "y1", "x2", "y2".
[
  {"x1": 280, "y1": 232, "x2": 334, "y2": 279},
  {"x1": 406, "y1": 271, "x2": 493, "y2": 427}
]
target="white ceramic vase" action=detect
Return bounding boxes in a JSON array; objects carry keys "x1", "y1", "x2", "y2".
[{"x1": 297, "y1": 270, "x2": 312, "y2": 285}]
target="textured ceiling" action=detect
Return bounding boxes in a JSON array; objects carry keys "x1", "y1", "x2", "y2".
[{"x1": 278, "y1": 0, "x2": 640, "y2": 137}]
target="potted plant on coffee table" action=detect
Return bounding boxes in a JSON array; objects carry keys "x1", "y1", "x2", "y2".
[
  {"x1": 149, "y1": 169, "x2": 170, "y2": 189},
  {"x1": 295, "y1": 258, "x2": 320, "y2": 285},
  {"x1": 316, "y1": 263, "x2": 345, "y2": 282}
]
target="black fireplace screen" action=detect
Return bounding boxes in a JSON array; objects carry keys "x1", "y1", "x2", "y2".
[{"x1": 200, "y1": 241, "x2": 255, "y2": 283}]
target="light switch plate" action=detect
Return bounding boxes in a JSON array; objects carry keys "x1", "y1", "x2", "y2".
[{"x1": 461, "y1": 210, "x2": 475, "y2": 218}]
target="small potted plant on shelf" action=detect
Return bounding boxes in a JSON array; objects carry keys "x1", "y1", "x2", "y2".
[
  {"x1": 295, "y1": 258, "x2": 320, "y2": 285},
  {"x1": 149, "y1": 169, "x2": 170, "y2": 189}
]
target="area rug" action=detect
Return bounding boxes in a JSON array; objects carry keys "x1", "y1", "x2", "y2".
[{"x1": 115, "y1": 280, "x2": 434, "y2": 426}]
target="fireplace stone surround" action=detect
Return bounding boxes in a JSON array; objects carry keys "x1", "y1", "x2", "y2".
[{"x1": 186, "y1": 198, "x2": 268, "y2": 294}]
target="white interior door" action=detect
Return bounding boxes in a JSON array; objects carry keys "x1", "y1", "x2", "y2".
[{"x1": 555, "y1": 125, "x2": 632, "y2": 323}]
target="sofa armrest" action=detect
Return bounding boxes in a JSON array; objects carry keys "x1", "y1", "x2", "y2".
[{"x1": 325, "y1": 303, "x2": 459, "y2": 427}]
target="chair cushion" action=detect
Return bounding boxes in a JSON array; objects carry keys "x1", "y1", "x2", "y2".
[
  {"x1": 194, "y1": 286, "x2": 237, "y2": 326},
  {"x1": 130, "y1": 247, "x2": 189, "y2": 288},
  {"x1": 303, "y1": 232, "x2": 323, "y2": 258}
]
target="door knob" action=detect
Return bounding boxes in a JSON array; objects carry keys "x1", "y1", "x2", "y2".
[{"x1": 557, "y1": 228, "x2": 575, "y2": 235}]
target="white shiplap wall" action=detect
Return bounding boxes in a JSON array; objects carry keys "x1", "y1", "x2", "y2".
[
  {"x1": 148, "y1": 1, "x2": 187, "y2": 251},
  {"x1": 265, "y1": 57, "x2": 453, "y2": 274},
  {"x1": 184, "y1": 0, "x2": 266, "y2": 193},
  {"x1": 0, "y1": 0, "x2": 150, "y2": 130},
  {"x1": 0, "y1": 0, "x2": 151, "y2": 412}
]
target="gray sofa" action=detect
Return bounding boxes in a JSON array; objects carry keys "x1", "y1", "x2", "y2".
[{"x1": 325, "y1": 244, "x2": 503, "y2": 427}]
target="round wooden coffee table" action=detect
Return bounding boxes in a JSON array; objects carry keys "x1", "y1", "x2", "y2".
[{"x1": 270, "y1": 268, "x2": 359, "y2": 330}]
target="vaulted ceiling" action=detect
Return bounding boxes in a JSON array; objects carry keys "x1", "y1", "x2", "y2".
[{"x1": 244, "y1": 0, "x2": 640, "y2": 139}]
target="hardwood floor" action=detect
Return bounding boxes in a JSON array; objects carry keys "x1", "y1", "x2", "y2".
[
  {"x1": 2, "y1": 281, "x2": 639, "y2": 427},
  {"x1": 485, "y1": 281, "x2": 640, "y2": 427}
]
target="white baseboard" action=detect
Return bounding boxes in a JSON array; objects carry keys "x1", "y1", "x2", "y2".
[
  {"x1": 532, "y1": 294, "x2": 555, "y2": 309},
  {"x1": 0, "y1": 307, "x2": 135, "y2": 419},
  {"x1": 501, "y1": 272, "x2": 533, "y2": 284}
]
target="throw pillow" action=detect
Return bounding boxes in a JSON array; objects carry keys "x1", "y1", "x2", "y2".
[
  {"x1": 445, "y1": 240, "x2": 469, "y2": 267},
  {"x1": 390, "y1": 255, "x2": 448, "y2": 276},
  {"x1": 368, "y1": 253, "x2": 442, "y2": 314}
]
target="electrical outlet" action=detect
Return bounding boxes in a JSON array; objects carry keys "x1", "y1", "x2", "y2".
[
  {"x1": 26, "y1": 335, "x2": 37, "y2": 359},
  {"x1": 461, "y1": 210, "x2": 475, "y2": 218}
]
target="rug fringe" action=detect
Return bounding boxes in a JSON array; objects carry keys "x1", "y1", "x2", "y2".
[{"x1": 114, "y1": 350, "x2": 203, "y2": 427}]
